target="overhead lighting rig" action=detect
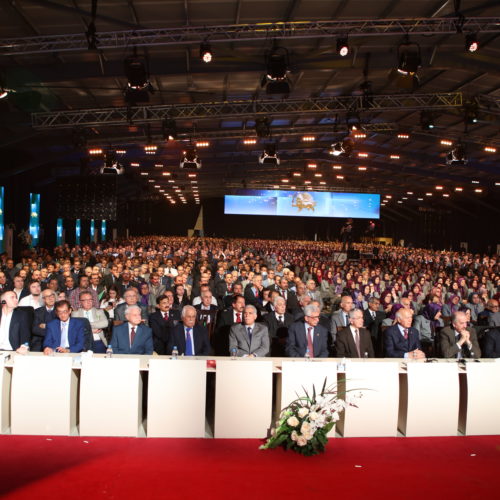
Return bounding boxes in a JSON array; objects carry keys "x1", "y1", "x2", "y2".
[
  {"x1": 336, "y1": 36, "x2": 349, "y2": 57},
  {"x1": 446, "y1": 142, "x2": 467, "y2": 165},
  {"x1": 124, "y1": 51, "x2": 154, "y2": 104},
  {"x1": 200, "y1": 41, "x2": 213, "y2": 63},
  {"x1": 180, "y1": 145, "x2": 201, "y2": 169},
  {"x1": 259, "y1": 143, "x2": 280, "y2": 165},
  {"x1": 465, "y1": 33, "x2": 479, "y2": 52},
  {"x1": 263, "y1": 44, "x2": 291, "y2": 95}
]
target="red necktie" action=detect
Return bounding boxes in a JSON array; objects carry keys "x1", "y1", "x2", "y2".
[
  {"x1": 307, "y1": 327, "x2": 314, "y2": 357},
  {"x1": 254, "y1": 288, "x2": 258, "y2": 297},
  {"x1": 403, "y1": 328, "x2": 409, "y2": 340},
  {"x1": 236, "y1": 313, "x2": 242, "y2": 323},
  {"x1": 130, "y1": 327, "x2": 136, "y2": 347},
  {"x1": 163, "y1": 312, "x2": 169, "y2": 321}
]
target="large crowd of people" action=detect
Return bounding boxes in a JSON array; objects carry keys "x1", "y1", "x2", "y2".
[{"x1": 1, "y1": 236, "x2": 499, "y2": 360}]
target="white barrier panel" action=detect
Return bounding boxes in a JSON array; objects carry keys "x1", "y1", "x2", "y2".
[
  {"x1": 0, "y1": 355, "x2": 11, "y2": 433},
  {"x1": 11, "y1": 355, "x2": 77, "y2": 435},
  {"x1": 342, "y1": 361, "x2": 400, "y2": 437},
  {"x1": 402, "y1": 362, "x2": 460, "y2": 437},
  {"x1": 147, "y1": 359, "x2": 206, "y2": 438},
  {"x1": 464, "y1": 362, "x2": 500, "y2": 435},
  {"x1": 281, "y1": 361, "x2": 338, "y2": 437},
  {"x1": 80, "y1": 357, "x2": 141, "y2": 437},
  {"x1": 215, "y1": 360, "x2": 272, "y2": 438}
]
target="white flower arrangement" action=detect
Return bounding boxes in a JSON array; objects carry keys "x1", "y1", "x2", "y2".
[{"x1": 260, "y1": 378, "x2": 362, "y2": 456}]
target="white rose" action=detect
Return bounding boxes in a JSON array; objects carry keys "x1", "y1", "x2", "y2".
[
  {"x1": 309, "y1": 411, "x2": 318, "y2": 421},
  {"x1": 300, "y1": 421, "x2": 312, "y2": 435},
  {"x1": 287, "y1": 416, "x2": 299, "y2": 427},
  {"x1": 331, "y1": 411, "x2": 340, "y2": 422},
  {"x1": 297, "y1": 435, "x2": 308, "y2": 447},
  {"x1": 291, "y1": 430, "x2": 298, "y2": 442},
  {"x1": 298, "y1": 407, "x2": 309, "y2": 418}
]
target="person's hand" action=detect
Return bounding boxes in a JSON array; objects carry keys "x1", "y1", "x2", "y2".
[
  {"x1": 43, "y1": 347, "x2": 53, "y2": 356},
  {"x1": 409, "y1": 349, "x2": 426, "y2": 359},
  {"x1": 16, "y1": 345, "x2": 29, "y2": 355},
  {"x1": 92, "y1": 328, "x2": 102, "y2": 334},
  {"x1": 458, "y1": 330, "x2": 470, "y2": 345},
  {"x1": 55, "y1": 346, "x2": 70, "y2": 353},
  {"x1": 39, "y1": 323, "x2": 46, "y2": 329}
]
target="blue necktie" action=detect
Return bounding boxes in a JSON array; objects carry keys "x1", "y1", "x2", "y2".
[{"x1": 185, "y1": 327, "x2": 193, "y2": 356}]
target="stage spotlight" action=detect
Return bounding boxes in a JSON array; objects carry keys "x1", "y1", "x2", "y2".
[
  {"x1": 330, "y1": 137, "x2": 354, "y2": 157},
  {"x1": 464, "y1": 101, "x2": 479, "y2": 124},
  {"x1": 200, "y1": 41, "x2": 213, "y2": 63},
  {"x1": 420, "y1": 111, "x2": 435, "y2": 130},
  {"x1": 180, "y1": 146, "x2": 201, "y2": 169},
  {"x1": 0, "y1": 89, "x2": 7, "y2": 99},
  {"x1": 259, "y1": 144, "x2": 280, "y2": 165},
  {"x1": 446, "y1": 142, "x2": 467, "y2": 165},
  {"x1": 162, "y1": 118, "x2": 177, "y2": 141},
  {"x1": 263, "y1": 45, "x2": 291, "y2": 95},
  {"x1": 100, "y1": 153, "x2": 125, "y2": 175},
  {"x1": 465, "y1": 33, "x2": 479, "y2": 53},
  {"x1": 346, "y1": 112, "x2": 361, "y2": 132},
  {"x1": 255, "y1": 116, "x2": 271, "y2": 138},
  {"x1": 388, "y1": 40, "x2": 421, "y2": 89},
  {"x1": 124, "y1": 54, "x2": 153, "y2": 104},
  {"x1": 336, "y1": 37, "x2": 349, "y2": 57}
]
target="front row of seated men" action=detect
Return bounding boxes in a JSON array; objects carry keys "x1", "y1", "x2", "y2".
[{"x1": 0, "y1": 290, "x2": 491, "y2": 359}]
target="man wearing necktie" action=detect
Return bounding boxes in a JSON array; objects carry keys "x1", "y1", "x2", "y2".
[
  {"x1": 383, "y1": 308, "x2": 425, "y2": 359},
  {"x1": 71, "y1": 291, "x2": 108, "y2": 353},
  {"x1": 43, "y1": 300, "x2": 86, "y2": 354},
  {"x1": 110, "y1": 305, "x2": 154, "y2": 355},
  {"x1": 286, "y1": 304, "x2": 329, "y2": 358},
  {"x1": 335, "y1": 309, "x2": 375, "y2": 358},
  {"x1": 213, "y1": 294, "x2": 245, "y2": 355},
  {"x1": 31, "y1": 289, "x2": 57, "y2": 351},
  {"x1": 229, "y1": 305, "x2": 269, "y2": 357},
  {"x1": 243, "y1": 274, "x2": 264, "y2": 312},
  {"x1": 149, "y1": 295, "x2": 180, "y2": 355},
  {"x1": 168, "y1": 305, "x2": 210, "y2": 356},
  {"x1": 329, "y1": 295, "x2": 354, "y2": 353},
  {"x1": 264, "y1": 296, "x2": 293, "y2": 356},
  {"x1": 363, "y1": 297, "x2": 386, "y2": 356},
  {"x1": 439, "y1": 311, "x2": 481, "y2": 359}
]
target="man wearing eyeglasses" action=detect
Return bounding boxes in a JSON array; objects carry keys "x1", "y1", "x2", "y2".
[{"x1": 285, "y1": 304, "x2": 329, "y2": 358}]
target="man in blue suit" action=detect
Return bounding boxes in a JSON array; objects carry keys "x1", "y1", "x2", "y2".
[
  {"x1": 167, "y1": 305, "x2": 210, "y2": 356},
  {"x1": 384, "y1": 308, "x2": 426, "y2": 359},
  {"x1": 43, "y1": 300, "x2": 86, "y2": 354},
  {"x1": 111, "y1": 305, "x2": 153, "y2": 355},
  {"x1": 286, "y1": 304, "x2": 329, "y2": 358}
]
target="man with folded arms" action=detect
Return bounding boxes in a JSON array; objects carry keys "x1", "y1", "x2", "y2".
[
  {"x1": 439, "y1": 310, "x2": 481, "y2": 359},
  {"x1": 72, "y1": 291, "x2": 109, "y2": 353}
]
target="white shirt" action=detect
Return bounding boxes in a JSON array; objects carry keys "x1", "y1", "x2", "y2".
[
  {"x1": 192, "y1": 296, "x2": 218, "y2": 306},
  {"x1": 0, "y1": 310, "x2": 13, "y2": 350},
  {"x1": 18, "y1": 295, "x2": 43, "y2": 309}
]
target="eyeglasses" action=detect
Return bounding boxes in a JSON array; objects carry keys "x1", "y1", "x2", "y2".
[{"x1": 307, "y1": 315, "x2": 320, "y2": 319}]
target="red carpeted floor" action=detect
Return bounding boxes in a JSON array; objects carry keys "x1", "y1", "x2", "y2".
[{"x1": 0, "y1": 435, "x2": 499, "y2": 499}]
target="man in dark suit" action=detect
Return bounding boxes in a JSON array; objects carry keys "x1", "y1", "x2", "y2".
[
  {"x1": 229, "y1": 304, "x2": 269, "y2": 357},
  {"x1": 43, "y1": 300, "x2": 87, "y2": 354},
  {"x1": 222, "y1": 282, "x2": 243, "y2": 310},
  {"x1": 0, "y1": 291, "x2": 31, "y2": 353},
  {"x1": 103, "y1": 265, "x2": 121, "y2": 290},
  {"x1": 384, "y1": 308, "x2": 425, "y2": 359},
  {"x1": 214, "y1": 294, "x2": 245, "y2": 355},
  {"x1": 149, "y1": 295, "x2": 179, "y2": 355},
  {"x1": 116, "y1": 270, "x2": 140, "y2": 296},
  {"x1": 482, "y1": 327, "x2": 500, "y2": 358},
  {"x1": 280, "y1": 278, "x2": 299, "y2": 314},
  {"x1": 439, "y1": 310, "x2": 481, "y2": 359},
  {"x1": 336, "y1": 309, "x2": 375, "y2": 358},
  {"x1": 244, "y1": 274, "x2": 264, "y2": 312},
  {"x1": 264, "y1": 295, "x2": 294, "y2": 356},
  {"x1": 215, "y1": 273, "x2": 233, "y2": 308},
  {"x1": 363, "y1": 297, "x2": 386, "y2": 355},
  {"x1": 168, "y1": 305, "x2": 210, "y2": 356},
  {"x1": 194, "y1": 290, "x2": 218, "y2": 341},
  {"x1": 31, "y1": 289, "x2": 57, "y2": 351},
  {"x1": 285, "y1": 304, "x2": 329, "y2": 358},
  {"x1": 111, "y1": 304, "x2": 153, "y2": 355}
]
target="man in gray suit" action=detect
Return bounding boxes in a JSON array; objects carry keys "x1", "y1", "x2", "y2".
[
  {"x1": 330, "y1": 294, "x2": 354, "y2": 343},
  {"x1": 439, "y1": 310, "x2": 481, "y2": 359},
  {"x1": 229, "y1": 304, "x2": 269, "y2": 357},
  {"x1": 306, "y1": 279, "x2": 323, "y2": 311}
]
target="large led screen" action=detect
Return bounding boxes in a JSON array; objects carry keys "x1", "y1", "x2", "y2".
[{"x1": 224, "y1": 190, "x2": 380, "y2": 219}]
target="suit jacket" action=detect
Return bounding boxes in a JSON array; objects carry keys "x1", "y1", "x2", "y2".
[
  {"x1": 244, "y1": 284, "x2": 264, "y2": 310},
  {"x1": 72, "y1": 307, "x2": 109, "y2": 346},
  {"x1": 281, "y1": 289, "x2": 299, "y2": 314},
  {"x1": 148, "y1": 309, "x2": 179, "y2": 355},
  {"x1": 194, "y1": 304, "x2": 218, "y2": 338},
  {"x1": 285, "y1": 321, "x2": 329, "y2": 358},
  {"x1": 31, "y1": 306, "x2": 57, "y2": 352},
  {"x1": 0, "y1": 308, "x2": 31, "y2": 351},
  {"x1": 439, "y1": 326, "x2": 481, "y2": 359},
  {"x1": 167, "y1": 323, "x2": 211, "y2": 356},
  {"x1": 384, "y1": 325, "x2": 421, "y2": 358},
  {"x1": 330, "y1": 310, "x2": 351, "y2": 341},
  {"x1": 114, "y1": 302, "x2": 149, "y2": 324},
  {"x1": 335, "y1": 326, "x2": 375, "y2": 358},
  {"x1": 482, "y1": 328, "x2": 500, "y2": 358},
  {"x1": 363, "y1": 309, "x2": 386, "y2": 341},
  {"x1": 111, "y1": 323, "x2": 154, "y2": 355},
  {"x1": 214, "y1": 309, "x2": 239, "y2": 355},
  {"x1": 43, "y1": 318, "x2": 86, "y2": 353},
  {"x1": 264, "y1": 311, "x2": 294, "y2": 357},
  {"x1": 229, "y1": 323, "x2": 270, "y2": 357}
]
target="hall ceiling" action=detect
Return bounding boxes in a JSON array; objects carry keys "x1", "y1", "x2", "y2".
[{"x1": 1, "y1": 0, "x2": 499, "y2": 210}]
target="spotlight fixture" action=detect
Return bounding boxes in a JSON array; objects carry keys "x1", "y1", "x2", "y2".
[
  {"x1": 336, "y1": 37, "x2": 349, "y2": 57},
  {"x1": 389, "y1": 39, "x2": 421, "y2": 89},
  {"x1": 162, "y1": 118, "x2": 177, "y2": 141},
  {"x1": 100, "y1": 152, "x2": 124, "y2": 175},
  {"x1": 180, "y1": 146, "x2": 202, "y2": 169},
  {"x1": 259, "y1": 144, "x2": 280, "y2": 165},
  {"x1": 200, "y1": 41, "x2": 213, "y2": 63},
  {"x1": 464, "y1": 101, "x2": 479, "y2": 124},
  {"x1": 255, "y1": 116, "x2": 271, "y2": 138},
  {"x1": 465, "y1": 33, "x2": 479, "y2": 53},
  {"x1": 420, "y1": 111, "x2": 435, "y2": 130},
  {"x1": 124, "y1": 53, "x2": 153, "y2": 104},
  {"x1": 446, "y1": 142, "x2": 467, "y2": 165},
  {"x1": 263, "y1": 45, "x2": 290, "y2": 95},
  {"x1": 330, "y1": 137, "x2": 354, "y2": 157},
  {"x1": 346, "y1": 112, "x2": 362, "y2": 132}
]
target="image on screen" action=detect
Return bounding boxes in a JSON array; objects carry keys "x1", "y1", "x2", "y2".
[{"x1": 224, "y1": 190, "x2": 380, "y2": 219}]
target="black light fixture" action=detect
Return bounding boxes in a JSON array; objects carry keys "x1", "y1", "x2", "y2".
[
  {"x1": 200, "y1": 41, "x2": 213, "y2": 63},
  {"x1": 336, "y1": 37, "x2": 349, "y2": 57},
  {"x1": 180, "y1": 145, "x2": 201, "y2": 169},
  {"x1": 124, "y1": 51, "x2": 153, "y2": 104},
  {"x1": 420, "y1": 110, "x2": 435, "y2": 130},
  {"x1": 162, "y1": 118, "x2": 178, "y2": 141},
  {"x1": 100, "y1": 152, "x2": 125, "y2": 175},
  {"x1": 464, "y1": 101, "x2": 479, "y2": 124},
  {"x1": 465, "y1": 33, "x2": 479, "y2": 53},
  {"x1": 263, "y1": 44, "x2": 290, "y2": 95},
  {"x1": 446, "y1": 142, "x2": 467, "y2": 165},
  {"x1": 331, "y1": 137, "x2": 354, "y2": 157},
  {"x1": 255, "y1": 116, "x2": 271, "y2": 138},
  {"x1": 388, "y1": 39, "x2": 421, "y2": 90},
  {"x1": 346, "y1": 112, "x2": 362, "y2": 132},
  {"x1": 259, "y1": 143, "x2": 280, "y2": 165}
]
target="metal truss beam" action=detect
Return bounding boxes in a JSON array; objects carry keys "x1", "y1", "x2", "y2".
[
  {"x1": 32, "y1": 92, "x2": 464, "y2": 129},
  {"x1": 2, "y1": 17, "x2": 500, "y2": 56}
]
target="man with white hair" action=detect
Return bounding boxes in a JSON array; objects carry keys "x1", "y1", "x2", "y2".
[
  {"x1": 439, "y1": 310, "x2": 481, "y2": 359},
  {"x1": 383, "y1": 308, "x2": 425, "y2": 359},
  {"x1": 264, "y1": 295, "x2": 294, "y2": 356},
  {"x1": 229, "y1": 304, "x2": 269, "y2": 357},
  {"x1": 110, "y1": 305, "x2": 153, "y2": 354},
  {"x1": 335, "y1": 309, "x2": 375, "y2": 358},
  {"x1": 167, "y1": 305, "x2": 210, "y2": 356}
]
